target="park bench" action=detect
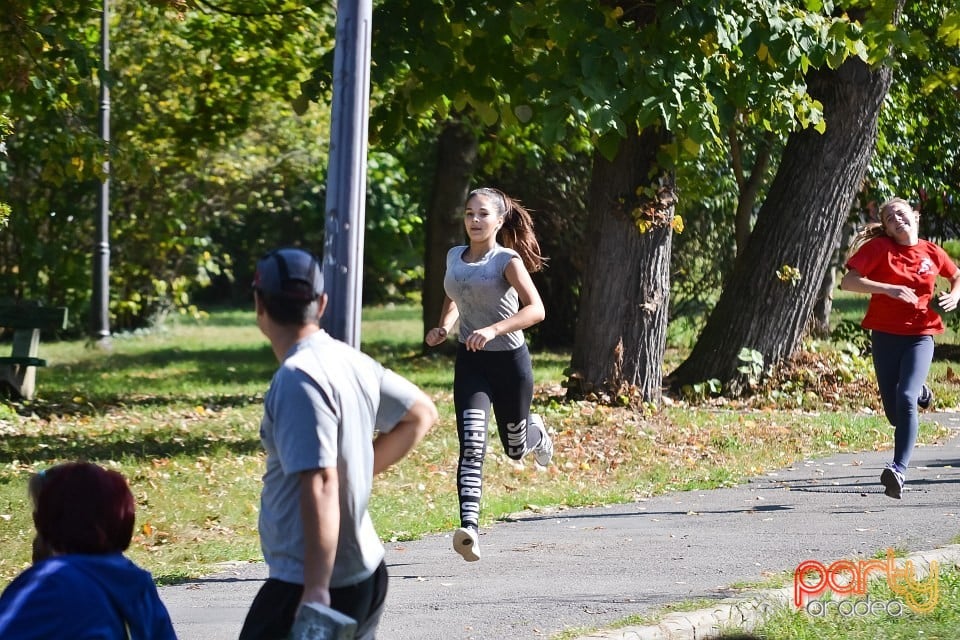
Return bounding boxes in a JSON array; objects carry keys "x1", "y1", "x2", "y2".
[{"x1": 0, "y1": 303, "x2": 69, "y2": 400}]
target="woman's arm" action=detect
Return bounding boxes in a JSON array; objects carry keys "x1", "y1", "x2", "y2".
[
  {"x1": 424, "y1": 295, "x2": 459, "y2": 347},
  {"x1": 840, "y1": 268, "x2": 919, "y2": 305},
  {"x1": 938, "y1": 271, "x2": 960, "y2": 312}
]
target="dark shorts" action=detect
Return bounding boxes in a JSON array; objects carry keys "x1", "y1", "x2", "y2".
[{"x1": 238, "y1": 560, "x2": 388, "y2": 640}]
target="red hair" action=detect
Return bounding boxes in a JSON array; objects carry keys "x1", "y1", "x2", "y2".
[{"x1": 33, "y1": 462, "x2": 136, "y2": 554}]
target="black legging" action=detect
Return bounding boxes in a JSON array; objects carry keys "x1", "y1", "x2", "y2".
[{"x1": 454, "y1": 343, "x2": 540, "y2": 529}]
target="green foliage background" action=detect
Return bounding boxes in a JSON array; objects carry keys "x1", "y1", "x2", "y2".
[{"x1": 1, "y1": 1, "x2": 959, "y2": 343}]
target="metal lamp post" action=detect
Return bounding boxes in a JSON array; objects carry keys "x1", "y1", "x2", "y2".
[
  {"x1": 321, "y1": 0, "x2": 372, "y2": 348},
  {"x1": 92, "y1": 0, "x2": 111, "y2": 347}
]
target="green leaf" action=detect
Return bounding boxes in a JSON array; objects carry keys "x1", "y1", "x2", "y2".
[
  {"x1": 938, "y1": 11, "x2": 960, "y2": 47},
  {"x1": 473, "y1": 101, "x2": 499, "y2": 126},
  {"x1": 597, "y1": 130, "x2": 622, "y2": 162},
  {"x1": 292, "y1": 94, "x2": 310, "y2": 116},
  {"x1": 681, "y1": 136, "x2": 700, "y2": 157}
]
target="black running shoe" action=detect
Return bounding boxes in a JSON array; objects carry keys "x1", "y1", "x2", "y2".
[
  {"x1": 880, "y1": 465, "x2": 904, "y2": 500},
  {"x1": 918, "y1": 384, "x2": 934, "y2": 410}
]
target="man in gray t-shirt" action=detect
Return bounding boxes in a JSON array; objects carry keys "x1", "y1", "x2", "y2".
[{"x1": 239, "y1": 248, "x2": 438, "y2": 640}]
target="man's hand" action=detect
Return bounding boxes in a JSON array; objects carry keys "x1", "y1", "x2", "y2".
[{"x1": 299, "y1": 585, "x2": 332, "y2": 609}]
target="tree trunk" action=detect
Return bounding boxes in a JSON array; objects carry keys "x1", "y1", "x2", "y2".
[
  {"x1": 808, "y1": 264, "x2": 837, "y2": 339},
  {"x1": 730, "y1": 130, "x2": 773, "y2": 259},
  {"x1": 421, "y1": 121, "x2": 478, "y2": 338},
  {"x1": 568, "y1": 126, "x2": 673, "y2": 405},
  {"x1": 669, "y1": 54, "x2": 894, "y2": 391}
]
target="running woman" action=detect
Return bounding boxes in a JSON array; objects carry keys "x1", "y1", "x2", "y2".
[
  {"x1": 425, "y1": 187, "x2": 553, "y2": 561},
  {"x1": 841, "y1": 197, "x2": 960, "y2": 499}
]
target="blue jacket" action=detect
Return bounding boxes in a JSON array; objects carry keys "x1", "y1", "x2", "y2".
[{"x1": 0, "y1": 553, "x2": 177, "y2": 639}]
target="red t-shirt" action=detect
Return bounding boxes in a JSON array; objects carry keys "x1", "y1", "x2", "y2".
[{"x1": 846, "y1": 236, "x2": 959, "y2": 336}]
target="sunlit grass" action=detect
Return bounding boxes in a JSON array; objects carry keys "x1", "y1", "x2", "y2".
[
  {"x1": 0, "y1": 303, "x2": 952, "y2": 594},
  {"x1": 751, "y1": 564, "x2": 960, "y2": 639}
]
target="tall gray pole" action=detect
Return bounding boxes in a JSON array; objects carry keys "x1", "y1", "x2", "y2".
[
  {"x1": 92, "y1": 0, "x2": 111, "y2": 346},
  {"x1": 321, "y1": 0, "x2": 372, "y2": 348}
]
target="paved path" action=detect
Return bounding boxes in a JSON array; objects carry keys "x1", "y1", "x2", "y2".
[{"x1": 159, "y1": 412, "x2": 960, "y2": 639}]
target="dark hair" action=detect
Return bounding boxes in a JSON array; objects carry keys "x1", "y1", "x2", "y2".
[
  {"x1": 468, "y1": 187, "x2": 547, "y2": 273},
  {"x1": 32, "y1": 462, "x2": 136, "y2": 554},
  {"x1": 254, "y1": 287, "x2": 322, "y2": 326},
  {"x1": 28, "y1": 469, "x2": 55, "y2": 562}
]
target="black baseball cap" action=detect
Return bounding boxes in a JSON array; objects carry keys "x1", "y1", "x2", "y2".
[{"x1": 253, "y1": 248, "x2": 324, "y2": 300}]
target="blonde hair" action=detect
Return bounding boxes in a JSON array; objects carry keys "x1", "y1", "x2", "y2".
[
  {"x1": 847, "y1": 197, "x2": 916, "y2": 258},
  {"x1": 468, "y1": 187, "x2": 547, "y2": 273}
]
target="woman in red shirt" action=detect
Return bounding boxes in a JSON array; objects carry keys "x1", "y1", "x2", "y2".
[{"x1": 841, "y1": 197, "x2": 960, "y2": 499}]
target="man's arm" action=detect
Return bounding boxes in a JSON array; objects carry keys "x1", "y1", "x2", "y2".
[
  {"x1": 373, "y1": 390, "x2": 437, "y2": 475},
  {"x1": 299, "y1": 467, "x2": 339, "y2": 607}
]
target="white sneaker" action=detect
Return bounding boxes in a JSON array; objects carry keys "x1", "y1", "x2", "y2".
[
  {"x1": 531, "y1": 413, "x2": 553, "y2": 467},
  {"x1": 453, "y1": 527, "x2": 480, "y2": 562}
]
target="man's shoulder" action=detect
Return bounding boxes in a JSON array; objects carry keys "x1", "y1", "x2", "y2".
[{"x1": 282, "y1": 334, "x2": 383, "y2": 382}]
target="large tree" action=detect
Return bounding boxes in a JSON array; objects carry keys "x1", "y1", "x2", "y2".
[
  {"x1": 669, "y1": 3, "x2": 905, "y2": 391},
  {"x1": 520, "y1": 1, "x2": 862, "y2": 403},
  {"x1": 568, "y1": 125, "x2": 675, "y2": 404}
]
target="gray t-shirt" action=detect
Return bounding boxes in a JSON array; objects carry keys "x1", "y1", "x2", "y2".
[
  {"x1": 443, "y1": 244, "x2": 524, "y2": 351},
  {"x1": 258, "y1": 330, "x2": 419, "y2": 587}
]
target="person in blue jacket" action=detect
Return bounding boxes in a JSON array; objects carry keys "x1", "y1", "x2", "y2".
[{"x1": 0, "y1": 461, "x2": 177, "y2": 639}]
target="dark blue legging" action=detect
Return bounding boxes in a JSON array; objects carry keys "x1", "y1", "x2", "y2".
[
  {"x1": 454, "y1": 343, "x2": 540, "y2": 529},
  {"x1": 871, "y1": 331, "x2": 934, "y2": 473}
]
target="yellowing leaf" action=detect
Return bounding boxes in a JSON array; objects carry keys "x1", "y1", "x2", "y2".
[{"x1": 671, "y1": 215, "x2": 685, "y2": 234}]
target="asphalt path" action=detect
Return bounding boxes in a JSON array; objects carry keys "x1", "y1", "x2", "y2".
[{"x1": 159, "y1": 411, "x2": 960, "y2": 639}]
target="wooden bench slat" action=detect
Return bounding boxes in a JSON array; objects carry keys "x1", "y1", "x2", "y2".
[
  {"x1": 0, "y1": 305, "x2": 68, "y2": 331},
  {"x1": 0, "y1": 356, "x2": 47, "y2": 367}
]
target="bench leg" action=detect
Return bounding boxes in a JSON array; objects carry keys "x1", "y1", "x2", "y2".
[
  {"x1": 0, "y1": 363, "x2": 37, "y2": 400},
  {"x1": 2, "y1": 328, "x2": 41, "y2": 400}
]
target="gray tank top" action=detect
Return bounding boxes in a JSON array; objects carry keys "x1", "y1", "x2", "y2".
[{"x1": 443, "y1": 244, "x2": 524, "y2": 351}]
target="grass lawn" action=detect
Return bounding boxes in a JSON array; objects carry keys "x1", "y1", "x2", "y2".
[
  {"x1": 749, "y1": 561, "x2": 960, "y2": 640},
  {"x1": 2, "y1": 299, "x2": 959, "y2": 639}
]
